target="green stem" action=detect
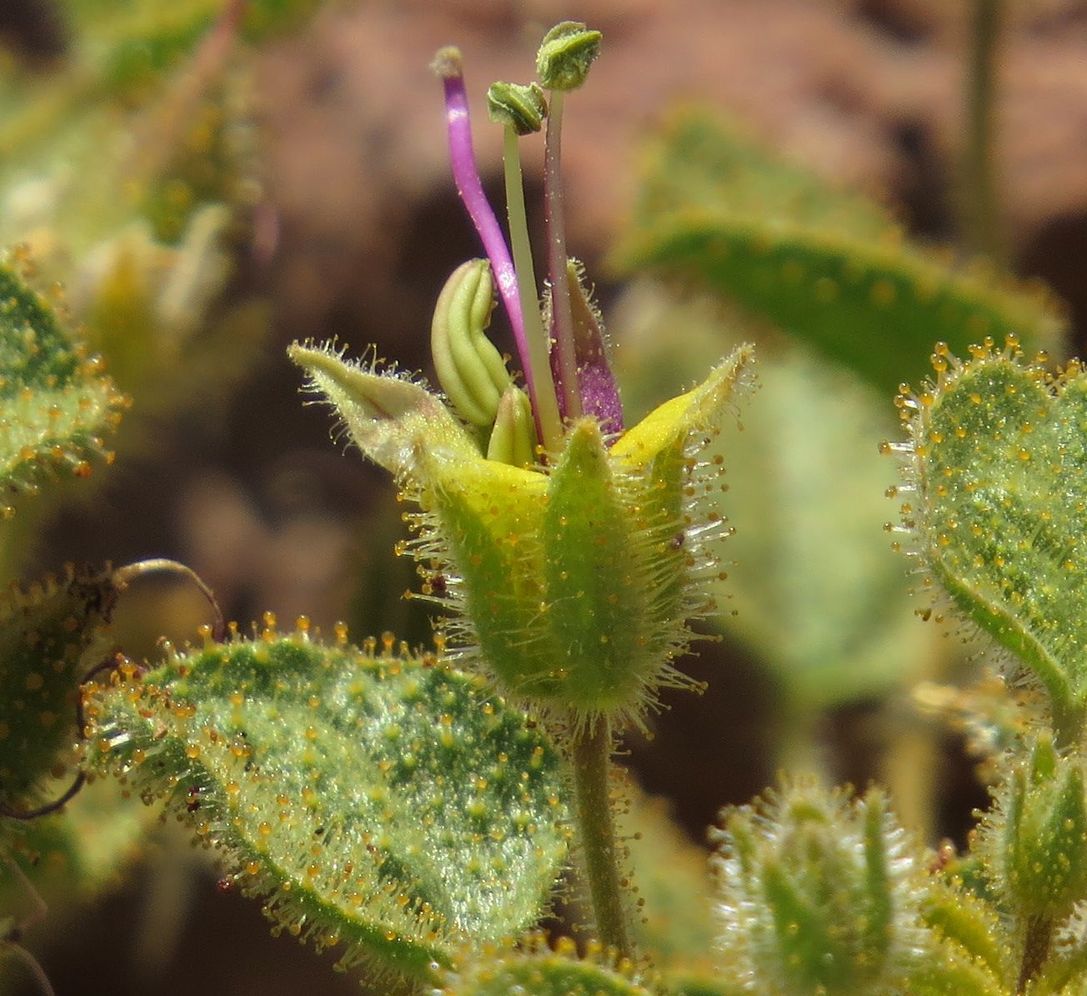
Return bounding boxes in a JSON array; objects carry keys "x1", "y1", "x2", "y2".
[
  {"x1": 962, "y1": 0, "x2": 1005, "y2": 262},
  {"x1": 569, "y1": 720, "x2": 632, "y2": 958},
  {"x1": 502, "y1": 125, "x2": 563, "y2": 454},
  {"x1": 543, "y1": 89, "x2": 581, "y2": 420}
]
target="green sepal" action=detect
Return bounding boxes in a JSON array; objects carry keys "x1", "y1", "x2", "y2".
[
  {"x1": 0, "y1": 256, "x2": 125, "y2": 505},
  {"x1": 921, "y1": 879, "x2": 1010, "y2": 985},
  {"x1": 82, "y1": 629, "x2": 570, "y2": 983},
  {"x1": 289, "y1": 342, "x2": 480, "y2": 476},
  {"x1": 0, "y1": 564, "x2": 116, "y2": 817},
  {"x1": 894, "y1": 342, "x2": 1087, "y2": 740},
  {"x1": 436, "y1": 937, "x2": 653, "y2": 995},
  {"x1": 293, "y1": 341, "x2": 754, "y2": 731},
  {"x1": 614, "y1": 109, "x2": 1064, "y2": 395},
  {"x1": 980, "y1": 733, "x2": 1087, "y2": 921},
  {"x1": 541, "y1": 419, "x2": 650, "y2": 714}
]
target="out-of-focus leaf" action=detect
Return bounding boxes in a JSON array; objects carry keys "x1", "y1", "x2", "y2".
[
  {"x1": 0, "y1": 564, "x2": 115, "y2": 819},
  {"x1": 614, "y1": 284, "x2": 927, "y2": 712},
  {"x1": 613, "y1": 109, "x2": 1065, "y2": 395},
  {"x1": 0, "y1": 253, "x2": 125, "y2": 504}
]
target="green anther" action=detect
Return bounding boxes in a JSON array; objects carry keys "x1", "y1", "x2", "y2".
[
  {"x1": 487, "y1": 82, "x2": 548, "y2": 136},
  {"x1": 431, "y1": 259, "x2": 512, "y2": 427},
  {"x1": 486, "y1": 385, "x2": 537, "y2": 468},
  {"x1": 536, "y1": 21, "x2": 601, "y2": 92}
]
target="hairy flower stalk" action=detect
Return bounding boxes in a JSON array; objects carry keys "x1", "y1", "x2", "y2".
[{"x1": 291, "y1": 21, "x2": 753, "y2": 963}]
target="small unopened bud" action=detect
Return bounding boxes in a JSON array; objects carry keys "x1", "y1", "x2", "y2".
[
  {"x1": 487, "y1": 81, "x2": 548, "y2": 136},
  {"x1": 982, "y1": 732, "x2": 1087, "y2": 920},
  {"x1": 431, "y1": 259, "x2": 512, "y2": 428},
  {"x1": 536, "y1": 21, "x2": 601, "y2": 91},
  {"x1": 486, "y1": 385, "x2": 537, "y2": 468}
]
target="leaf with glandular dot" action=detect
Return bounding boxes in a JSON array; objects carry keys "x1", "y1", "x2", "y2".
[
  {"x1": 83, "y1": 624, "x2": 570, "y2": 985},
  {"x1": 890, "y1": 338, "x2": 1087, "y2": 743},
  {"x1": 0, "y1": 254, "x2": 125, "y2": 507},
  {"x1": 614, "y1": 109, "x2": 1064, "y2": 395},
  {"x1": 0, "y1": 564, "x2": 116, "y2": 820}
]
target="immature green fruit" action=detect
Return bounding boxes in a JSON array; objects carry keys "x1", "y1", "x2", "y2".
[
  {"x1": 889, "y1": 338, "x2": 1087, "y2": 741},
  {"x1": 290, "y1": 342, "x2": 754, "y2": 731},
  {"x1": 83, "y1": 624, "x2": 569, "y2": 983},
  {"x1": 978, "y1": 733, "x2": 1087, "y2": 922},
  {"x1": 711, "y1": 781, "x2": 931, "y2": 995}
]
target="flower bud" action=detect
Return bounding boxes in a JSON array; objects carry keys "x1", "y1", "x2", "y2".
[
  {"x1": 487, "y1": 81, "x2": 548, "y2": 136},
  {"x1": 431, "y1": 259, "x2": 512, "y2": 428},
  {"x1": 980, "y1": 732, "x2": 1087, "y2": 920},
  {"x1": 711, "y1": 781, "x2": 930, "y2": 994},
  {"x1": 536, "y1": 21, "x2": 601, "y2": 91}
]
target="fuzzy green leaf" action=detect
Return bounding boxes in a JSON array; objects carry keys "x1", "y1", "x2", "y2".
[
  {"x1": 83, "y1": 630, "x2": 570, "y2": 983},
  {"x1": 0, "y1": 565, "x2": 116, "y2": 817},
  {"x1": 0, "y1": 257, "x2": 125, "y2": 503},
  {"x1": 614, "y1": 109, "x2": 1064, "y2": 394},
  {"x1": 893, "y1": 342, "x2": 1087, "y2": 739}
]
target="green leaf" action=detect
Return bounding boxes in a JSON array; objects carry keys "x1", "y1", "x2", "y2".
[
  {"x1": 83, "y1": 628, "x2": 570, "y2": 983},
  {"x1": 892, "y1": 341, "x2": 1087, "y2": 740},
  {"x1": 0, "y1": 255, "x2": 125, "y2": 504},
  {"x1": 614, "y1": 108, "x2": 1065, "y2": 395},
  {"x1": 613, "y1": 290, "x2": 927, "y2": 712},
  {"x1": 0, "y1": 564, "x2": 116, "y2": 817}
]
